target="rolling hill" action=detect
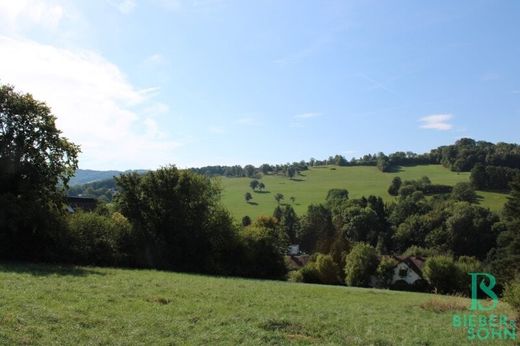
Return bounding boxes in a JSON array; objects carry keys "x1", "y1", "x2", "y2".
[
  {"x1": 0, "y1": 262, "x2": 515, "y2": 345},
  {"x1": 219, "y1": 164, "x2": 509, "y2": 220}
]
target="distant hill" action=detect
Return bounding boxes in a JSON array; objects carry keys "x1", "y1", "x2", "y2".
[
  {"x1": 69, "y1": 169, "x2": 148, "y2": 186},
  {"x1": 220, "y1": 164, "x2": 509, "y2": 219},
  {"x1": 69, "y1": 169, "x2": 122, "y2": 186}
]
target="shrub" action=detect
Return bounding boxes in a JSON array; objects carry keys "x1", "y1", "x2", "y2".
[
  {"x1": 238, "y1": 226, "x2": 287, "y2": 280},
  {"x1": 315, "y1": 254, "x2": 340, "y2": 285},
  {"x1": 454, "y1": 256, "x2": 482, "y2": 296},
  {"x1": 288, "y1": 270, "x2": 304, "y2": 282},
  {"x1": 299, "y1": 262, "x2": 320, "y2": 284},
  {"x1": 375, "y1": 257, "x2": 398, "y2": 288},
  {"x1": 241, "y1": 215, "x2": 252, "y2": 227},
  {"x1": 504, "y1": 280, "x2": 520, "y2": 317},
  {"x1": 422, "y1": 255, "x2": 459, "y2": 294},
  {"x1": 344, "y1": 243, "x2": 379, "y2": 287},
  {"x1": 67, "y1": 211, "x2": 131, "y2": 266}
]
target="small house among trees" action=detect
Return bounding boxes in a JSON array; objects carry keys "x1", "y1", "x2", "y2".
[{"x1": 390, "y1": 255, "x2": 425, "y2": 285}]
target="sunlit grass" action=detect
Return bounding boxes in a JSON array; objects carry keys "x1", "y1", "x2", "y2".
[
  {"x1": 0, "y1": 262, "x2": 516, "y2": 345},
  {"x1": 219, "y1": 165, "x2": 508, "y2": 220}
]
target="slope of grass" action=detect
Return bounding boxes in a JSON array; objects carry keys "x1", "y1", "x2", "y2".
[
  {"x1": 219, "y1": 165, "x2": 508, "y2": 220},
  {"x1": 0, "y1": 262, "x2": 515, "y2": 345}
]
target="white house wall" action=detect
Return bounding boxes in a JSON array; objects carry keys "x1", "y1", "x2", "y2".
[{"x1": 392, "y1": 262, "x2": 421, "y2": 284}]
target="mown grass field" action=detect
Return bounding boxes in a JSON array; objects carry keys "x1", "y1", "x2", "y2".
[
  {"x1": 219, "y1": 165, "x2": 509, "y2": 220},
  {"x1": 0, "y1": 262, "x2": 516, "y2": 345}
]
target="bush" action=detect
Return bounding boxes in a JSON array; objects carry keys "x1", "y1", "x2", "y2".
[
  {"x1": 423, "y1": 255, "x2": 459, "y2": 294},
  {"x1": 454, "y1": 256, "x2": 481, "y2": 296},
  {"x1": 238, "y1": 226, "x2": 287, "y2": 280},
  {"x1": 344, "y1": 243, "x2": 379, "y2": 287},
  {"x1": 315, "y1": 254, "x2": 340, "y2": 285},
  {"x1": 504, "y1": 280, "x2": 520, "y2": 317},
  {"x1": 375, "y1": 257, "x2": 398, "y2": 288},
  {"x1": 66, "y1": 211, "x2": 131, "y2": 266},
  {"x1": 288, "y1": 270, "x2": 304, "y2": 282},
  {"x1": 299, "y1": 263, "x2": 321, "y2": 283}
]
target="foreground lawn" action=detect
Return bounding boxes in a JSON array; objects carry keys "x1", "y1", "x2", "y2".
[
  {"x1": 220, "y1": 165, "x2": 508, "y2": 220},
  {"x1": 0, "y1": 262, "x2": 515, "y2": 345}
]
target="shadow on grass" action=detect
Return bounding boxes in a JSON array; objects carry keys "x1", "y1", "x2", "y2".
[
  {"x1": 254, "y1": 190, "x2": 271, "y2": 194},
  {"x1": 247, "y1": 201, "x2": 259, "y2": 205},
  {"x1": 385, "y1": 165, "x2": 404, "y2": 173},
  {"x1": 289, "y1": 178, "x2": 305, "y2": 182},
  {"x1": 0, "y1": 261, "x2": 106, "y2": 277}
]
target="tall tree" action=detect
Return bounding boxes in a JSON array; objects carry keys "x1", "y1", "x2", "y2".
[{"x1": 0, "y1": 84, "x2": 80, "y2": 260}]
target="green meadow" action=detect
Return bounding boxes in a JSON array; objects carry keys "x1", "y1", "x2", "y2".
[
  {"x1": 0, "y1": 262, "x2": 516, "y2": 345},
  {"x1": 219, "y1": 165, "x2": 509, "y2": 220}
]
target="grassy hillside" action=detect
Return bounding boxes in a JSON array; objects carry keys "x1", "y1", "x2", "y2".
[
  {"x1": 220, "y1": 165, "x2": 508, "y2": 220},
  {"x1": 0, "y1": 262, "x2": 515, "y2": 345}
]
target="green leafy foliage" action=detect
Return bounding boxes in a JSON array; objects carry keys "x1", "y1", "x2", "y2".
[
  {"x1": 0, "y1": 84, "x2": 79, "y2": 261},
  {"x1": 66, "y1": 212, "x2": 132, "y2": 266},
  {"x1": 344, "y1": 243, "x2": 378, "y2": 287}
]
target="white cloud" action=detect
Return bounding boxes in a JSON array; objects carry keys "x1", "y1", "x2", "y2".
[
  {"x1": 294, "y1": 112, "x2": 321, "y2": 119},
  {"x1": 0, "y1": 35, "x2": 181, "y2": 170},
  {"x1": 0, "y1": 0, "x2": 64, "y2": 31},
  {"x1": 419, "y1": 114, "x2": 453, "y2": 131}
]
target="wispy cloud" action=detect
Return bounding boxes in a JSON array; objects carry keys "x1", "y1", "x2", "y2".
[
  {"x1": 512, "y1": 90, "x2": 520, "y2": 95},
  {"x1": 294, "y1": 112, "x2": 321, "y2": 119},
  {"x1": 0, "y1": 35, "x2": 181, "y2": 170},
  {"x1": 358, "y1": 73, "x2": 397, "y2": 95},
  {"x1": 110, "y1": 0, "x2": 136, "y2": 14},
  {"x1": 143, "y1": 53, "x2": 165, "y2": 66},
  {"x1": 419, "y1": 114, "x2": 453, "y2": 131},
  {"x1": 0, "y1": 0, "x2": 64, "y2": 31}
]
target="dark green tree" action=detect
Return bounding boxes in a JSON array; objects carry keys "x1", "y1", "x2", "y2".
[
  {"x1": 0, "y1": 84, "x2": 80, "y2": 261},
  {"x1": 244, "y1": 192, "x2": 253, "y2": 203},
  {"x1": 249, "y1": 179, "x2": 259, "y2": 191},
  {"x1": 115, "y1": 166, "x2": 238, "y2": 273},
  {"x1": 241, "y1": 215, "x2": 252, "y2": 227},
  {"x1": 388, "y1": 176, "x2": 402, "y2": 196},
  {"x1": 451, "y1": 182, "x2": 478, "y2": 203},
  {"x1": 504, "y1": 175, "x2": 520, "y2": 219}
]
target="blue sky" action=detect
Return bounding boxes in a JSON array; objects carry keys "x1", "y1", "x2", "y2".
[{"x1": 0, "y1": 0, "x2": 519, "y2": 170}]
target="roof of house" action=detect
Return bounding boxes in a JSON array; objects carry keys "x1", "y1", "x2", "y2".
[
  {"x1": 285, "y1": 255, "x2": 310, "y2": 271},
  {"x1": 392, "y1": 255, "x2": 426, "y2": 277},
  {"x1": 65, "y1": 196, "x2": 98, "y2": 212}
]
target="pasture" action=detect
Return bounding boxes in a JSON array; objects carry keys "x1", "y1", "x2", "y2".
[
  {"x1": 0, "y1": 262, "x2": 515, "y2": 345},
  {"x1": 219, "y1": 165, "x2": 508, "y2": 220}
]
